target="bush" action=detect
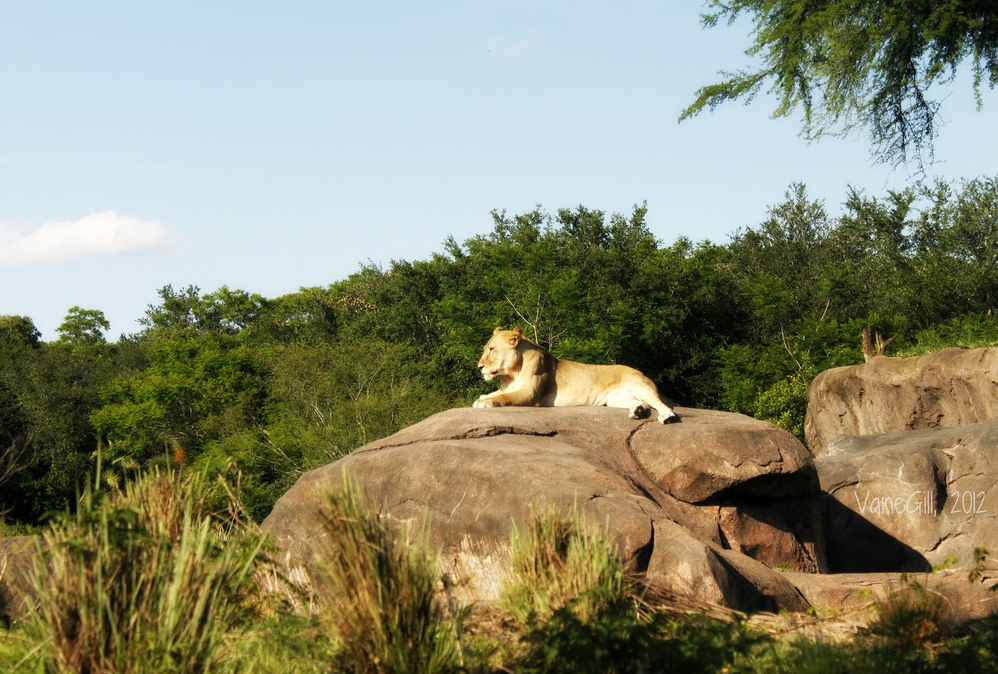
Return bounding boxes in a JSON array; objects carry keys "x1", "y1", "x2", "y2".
[
  {"x1": 902, "y1": 313, "x2": 998, "y2": 356},
  {"x1": 26, "y1": 470, "x2": 265, "y2": 674},
  {"x1": 312, "y1": 473, "x2": 461, "y2": 674},
  {"x1": 754, "y1": 377, "x2": 810, "y2": 440},
  {"x1": 514, "y1": 601, "x2": 777, "y2": 674},
  {"x1": 500, "y1": 505, "x2": 627, "y2": 628}
]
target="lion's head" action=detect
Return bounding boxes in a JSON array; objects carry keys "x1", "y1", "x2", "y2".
[{"x1": 477, "y1": 326, "x2": 523, "y2": 381}]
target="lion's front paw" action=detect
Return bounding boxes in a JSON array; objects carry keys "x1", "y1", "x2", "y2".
[{"x1": 473, "y1": 397, "x2": 496, "y2": 409}]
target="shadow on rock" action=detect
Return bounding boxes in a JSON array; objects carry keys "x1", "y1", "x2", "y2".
[{"x1": 822, "y1": 495, "x2": 932, "y2": 573}]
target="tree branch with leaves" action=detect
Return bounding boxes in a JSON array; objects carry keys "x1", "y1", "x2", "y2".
[{"x1": 681, "y1": 0, "x2": 998, "y2": 168}]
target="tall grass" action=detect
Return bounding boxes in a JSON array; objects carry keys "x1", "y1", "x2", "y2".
[
  {"x1": 2, "y1": 528, "x2": 34, "y2": 671},
  {"x1": 865, "y1": 573, "x2": 951, "y2": 648},
  {"x1": 500, "y1": 505, "x2": 627, "y2": 627},
  {"x1": 27, "y1": 470, "x2": 265, "y2": 674},
  {"x1": 898, "y1": 313, "x2": 998, "y2": 356},
  {"x1": 313, "y1": 473, "x2": 461, "y2": 674}
]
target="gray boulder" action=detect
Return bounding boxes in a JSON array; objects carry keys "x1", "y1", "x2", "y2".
[
  {"x1": 262, "y1": 406, "x2": 822, "y2": 611},
  {"x1": 630, "y1": 407, "x2": 814, "y2": 503},
  {"x1": 805, "y1": 347, "x2": 998, "y2": 452},
  {"x1": 815, "y1": 420, "x2": 998, "y2": 572}
]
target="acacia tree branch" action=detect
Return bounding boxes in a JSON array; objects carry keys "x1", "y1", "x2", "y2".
[
  {"x1": 0, "y1": 436, "x2": 31, "y2": 489},
  {"x1": 804, "y1": 299, "x2": 831, "y2": 361},
  {"x1": 780, "y1": 322, "x2": 803, "y2": 371},
  {"x1": 504, "y1": 294, "x2": 540, "y2": 344}
]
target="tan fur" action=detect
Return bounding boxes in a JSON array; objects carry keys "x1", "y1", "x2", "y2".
[{"x1": 472, "y1": 327, "x2": 677, "y2": 423}]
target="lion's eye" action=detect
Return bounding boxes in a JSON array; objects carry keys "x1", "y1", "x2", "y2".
[{"x1": 488, "y1": 347, "x2": 494, "y2": 354}]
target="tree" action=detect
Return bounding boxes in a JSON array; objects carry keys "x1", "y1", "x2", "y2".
[
  {"x1": 681, "y1": 0, "x2": 998, "y2": 167},
  {"x1": 141, "y1": 285, "x2": 269, "y2": 335},
  {"x1": 0, "y1": 340, "x2": 124, "y2": 520},
  {"x1": 0, "y1": 315, "x2": 42, "y2": 349},
  {"x1": 91, "y1": 330, "x2": 266, "y2": 469},
  {"x1": 0, "y1": 379, "x2": 31, "y2": 495},
  {"x1": 57, "y1": 306, "x2": 110, "y2": 345}
]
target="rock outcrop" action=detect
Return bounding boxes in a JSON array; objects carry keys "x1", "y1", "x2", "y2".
[
  {"x1": 815, "y1": 420, "x2": 998, "y2": 573},
  {"x1": 630, "y1": 408, "x2": 814, "y2": 502},
  {"x1": 784, "y1": 569, "x2": 998, "y2": 623},
  {"x1": 263, "y1": 406, "x2": 822, "y2": 612},
  {"x1": 805, "y1": 347, "x2": 998, "y2": 452},
  {"x1": 790, "y1": 345, "x2": 998, "y2": 620}
]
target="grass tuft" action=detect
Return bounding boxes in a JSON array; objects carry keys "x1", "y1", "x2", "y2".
[
  {"x1": 864, "y1": 573, "x2": 951, "y2": 648},
  {"x1": 26, "y1": 469, "x2": 265, "y2": 674},
  {"x1": 500, "y1": 504, "x2": 627, "y2": 628},
  {"x1": 313, "y1": 472, "x2": 461, "y2": 674}
]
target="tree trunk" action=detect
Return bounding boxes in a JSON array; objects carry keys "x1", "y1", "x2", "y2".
[{"x1": 862, "y1": 325, "x2": 897, "y2": 362}]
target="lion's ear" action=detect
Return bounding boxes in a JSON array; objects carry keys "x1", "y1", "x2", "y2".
[
  {"x1": 509, "y1": 326, "x2": 523, "y2": 346},
  {"x1": 493, "y1": 326, "x2": 504, "y2": 335}
]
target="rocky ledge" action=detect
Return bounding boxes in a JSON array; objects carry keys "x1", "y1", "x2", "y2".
[
  {"x1": 261, "y1": 402, "x2": 998, "y2": 620},
  {"x1": 264, "y1": 406, "x2": 823, "y2": 613},
  {"x1": 805, "y1": 346, "x2": 998, "y2": 452}
]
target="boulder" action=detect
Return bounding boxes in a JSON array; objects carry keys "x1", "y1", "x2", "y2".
[
  {"x1": 630, "y1": 407, "x2": 814, "y2": 503},
  {"x1": 814, "y1": 420, "x2": 998, "y2": 572},
  {"x1": 646, "y1": 519, "x2": 809, "y2": 612},
  {"x1": 783, "y1": 568, "x2": 998, "y2": 625},
  {"x1": 805, "y1": 347, "x2": 998, "y2": 452},
  {"x1": 717, "y1": 495, "x2": 826, "y2": 574},
  {"x1": 263, "y1": 406, "x2": 824, "y2": 611}
]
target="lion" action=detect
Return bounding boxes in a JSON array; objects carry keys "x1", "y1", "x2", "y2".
[{"x1": 472, "y1": 326, "x2": 678, "y2": 423}]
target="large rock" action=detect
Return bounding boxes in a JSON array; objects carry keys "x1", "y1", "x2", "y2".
[
  {"x1": 647, "y1": 519, "x2": 809, "y2": 612},
  {"x1": 263, "y1": 406, "x2": 822, "y2": 611},
  {"x1": 815, "y1": 420, "x2": 998, "y2": 572},
  {"x1": 805, "y1": 347, "x2": 998, "y2": 452},
  {"x1": 783, "y1": 568, "x2": 998, "y2": 625},
  {"x1": 630, "y1": 407, "x2": 813, "y2": 503}
]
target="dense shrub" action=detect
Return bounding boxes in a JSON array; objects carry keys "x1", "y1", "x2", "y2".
[{"x1": 26, "y1": 471, "x2": 264, "y2": 674}]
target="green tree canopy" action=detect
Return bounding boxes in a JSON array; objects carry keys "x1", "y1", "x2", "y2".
[
  {"x1": 141, "y1": 285, "x2": 269, "y2": 335},
  {"x1": 57, "y1": 306, "x2": 110, "y2": 345},
  {"x1": 0, "y1": 315, "x2": 42, "y2": 349},
  {"x1": 681, "y1": 0, "x2": 998, "y2": 167}
]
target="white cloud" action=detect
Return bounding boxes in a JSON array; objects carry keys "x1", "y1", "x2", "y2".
[
  {"x1": 0, "y1": 212, "x2": 183, "y2": 266},
  {"x1": 486, "y1": 30, "x2": 545, "y2": 58}
]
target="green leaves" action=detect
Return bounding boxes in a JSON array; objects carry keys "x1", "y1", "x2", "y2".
[
  {"x1": 56, "y1": 307, "x2": 109, "y2": 346},
  {"x1": 92, "y1": 331, "x2": 265, "y2": 469},
  {"x1": 0, "y1": 316, "x2": 41, "y2": 350},
  {"x1": 684, "y1": 0, "x2": 998, "y2": 167},
  {"x1": 5, "y1": 178, "x2": 998, "y2": 521},
  {"x1": 264, "y1": 340, "x2": 454, "y2": 468},
  {"x1": 141, "y1": 285, "x2": 270, "y2": 335}
]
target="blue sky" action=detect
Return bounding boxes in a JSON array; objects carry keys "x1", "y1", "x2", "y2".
[{"x1": 2, "y1": 1, "x2": 995, "y2": 340}]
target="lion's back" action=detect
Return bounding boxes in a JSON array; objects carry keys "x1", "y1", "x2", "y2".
[{"x1": 544, "y1": 359, "x2": 646, "y2": 406}]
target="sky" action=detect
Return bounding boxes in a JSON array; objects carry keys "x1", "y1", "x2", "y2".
[{"x1": 1, "y1": 1, "x2": 995, "y2": 340}]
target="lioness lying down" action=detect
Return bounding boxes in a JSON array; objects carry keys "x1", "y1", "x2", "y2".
[{"x1": 472, "y1": 327, "x2": 678, "y2": 423}]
